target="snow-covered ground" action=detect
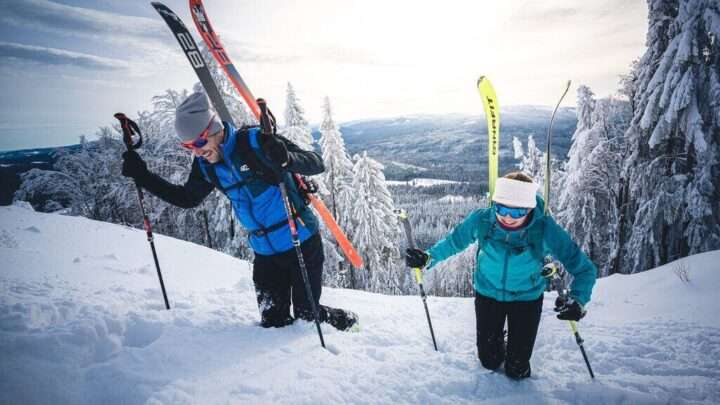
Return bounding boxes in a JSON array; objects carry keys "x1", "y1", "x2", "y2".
[
  {"x1": 438, "y1": 195, "x2": 472, "y2": 204},
  {"x1": 386, "y1": 161, "x2": 428, "y2": 172},
  {"x1": 387, "y1": 178, "x2": 465, "y2": 187},
  {"x1": 1, "y1": 205, "x2": 719, "y2": 404}
]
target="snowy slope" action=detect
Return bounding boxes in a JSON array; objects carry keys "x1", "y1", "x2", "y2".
[{"x1": 1, "y1": 205, "x2": 719, "y2": 405}]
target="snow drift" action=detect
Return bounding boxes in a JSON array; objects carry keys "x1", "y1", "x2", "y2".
[{"x1": 1, "y1": 205, "x2": 718, "y2": 404}]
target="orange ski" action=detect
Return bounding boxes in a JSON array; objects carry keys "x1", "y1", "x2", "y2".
[{"x1": 294, "y1": 174, "x2": 363, "y2": 269}]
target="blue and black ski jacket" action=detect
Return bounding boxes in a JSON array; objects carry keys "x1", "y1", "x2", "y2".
[{"x1": 135, "y1": 122, "x2": 323, "y2": 255}]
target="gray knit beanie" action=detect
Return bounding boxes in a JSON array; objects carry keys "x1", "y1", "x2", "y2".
[{"x1": 175, "y1": 92, "x2": 223, "y2": 142}]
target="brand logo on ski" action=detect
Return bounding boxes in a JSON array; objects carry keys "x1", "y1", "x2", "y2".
[
  {"x1": 486, "y1": 96, "x2": 498, "y2": 158},
  {"x1": 190, "y1": 5, "x2": 231, "y2": 65},
  {"x1": 176, "y1": 32, "x2": 205, "y2": 69}
]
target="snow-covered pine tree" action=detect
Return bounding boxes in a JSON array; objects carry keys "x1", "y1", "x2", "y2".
[
  {"x1": 317, "y1": 96, "x2": 356, "y2": 288},
  {"x1": 349, "y1": 152, "x2": 400, "y2": 292},
  {"x1": 283, "y1": 83, "x2": 314, "y2": 151},
  {"x1": 512, "y1": 135, "x2": 545, "y2": 183},
  {"x1": 557, "y1": 86, "x2": 631, "y2": 276},
  {"x1": 318, "y1": 97, "x2": 354, "y2": 219},
  {"x1": 618, "y1": 0, "x2": 720, "y2": 273}
]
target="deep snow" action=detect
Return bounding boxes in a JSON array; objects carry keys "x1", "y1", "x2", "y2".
[{"x1": 1, "y1": 205, "x2": 719, "y2": 404}]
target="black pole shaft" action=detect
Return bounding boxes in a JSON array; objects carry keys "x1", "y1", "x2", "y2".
[
  {"x1": 257, "y1": 99, "x2": 325, "y2": 348},
  {"x1": 418, "y1": 283, "x2": 438, "y2": 351},
  {"x1": 574, "y1": 331, "x2": 595, "y2": 378},
  {"x1": 396, "y1": 210, "x2": 438, "y2": 351},
  {"x1": 115, "y1": 113, "x2": 170, "y2": 310},
  {"x1": 135, "y1": 186, "x2": 170, "y2": 310},
  {"x1": 550, "y1": 271, "x2": 594, "y2": 379},
  {"x1": 278, "y1": 179, "x2": 325, "y2": 348}
]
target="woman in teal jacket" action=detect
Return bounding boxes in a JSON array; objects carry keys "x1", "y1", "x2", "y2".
[{"x1": 405, "y1": 172, "x2": 596, "y2": 380}]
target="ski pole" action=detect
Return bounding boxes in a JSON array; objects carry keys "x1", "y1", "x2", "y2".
[
  {"x1": 541, "y1": 259, "x2": 594, "y2": 379},
  {"x1": 395, "y1": 209, "x2": 438, "y2": 351},
  {"x1": 114, "y1": 113, "x2": 171, "y2": 310},
  {"x1": 257, "y1": 99, "x2": 325, "y2": 349},
  {"x1": 543, "y1": 80, "x2": 571, "y2": 213}
]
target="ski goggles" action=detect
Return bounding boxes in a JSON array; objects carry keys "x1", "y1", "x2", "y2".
[
  {"x1": 495, "y1": 203, "x2": 530, "y2": 219},
  {"x1": 180, "y1": 115, "x2": 217, "y2": 150}
]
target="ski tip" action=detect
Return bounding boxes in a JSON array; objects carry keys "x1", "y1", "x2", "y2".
[{"x1": 477, "y1": 75, "x2": 486, "y2": 86}]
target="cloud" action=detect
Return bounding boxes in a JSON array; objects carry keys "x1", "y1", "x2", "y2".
[
  {"x1": 0, "y1": 41, "x2": 128, "y2": 71},
  {"x1": 1, "y1": 0, "x2": 167, "y2": 43},
  {"x1": 220, "y1": 37, "x2": 392, "y2": 67}
]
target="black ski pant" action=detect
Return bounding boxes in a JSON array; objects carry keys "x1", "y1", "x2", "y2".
[
  {"x1": 252, "y1": 233, "x2": 355, "y2": 330},
  {"x1": 475, "y1": 292, "x2": 543, "y2": 379}
]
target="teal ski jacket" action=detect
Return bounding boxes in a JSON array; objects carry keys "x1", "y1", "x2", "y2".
[{"x1": 427, "y1": 196, "x2": 596, "y2": 305}]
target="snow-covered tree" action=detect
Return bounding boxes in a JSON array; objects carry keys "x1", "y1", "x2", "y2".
[
  {"x1": 557, "y1": 88, "x2": 631, "y2": 276},
  {"x1": 513, "y1": 135, "x2": 545, "y2": 183},
  {"x1": 619, "y1": 59, "x2": 641, "y2": 114},
  {"x1": 15, "y1": 128, "x2": 126, "y2": 221},
  {"x1": 283, "y1": 83, "x2": 314, "y2": 151},
  {"x1": 318, "y1": 97, "x2": 354, "y2": 218},
  {"x1": 618, "y1": 0, "x2": 720, "y2": 273},
  {"x1": 316, "y1": 96, "x2": 357, "y2": 287},
  {"x1": 349, "y1": 152, "x2": 399, "y2": 292}
]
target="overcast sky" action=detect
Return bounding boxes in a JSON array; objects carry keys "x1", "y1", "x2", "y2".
[{"x1": 0, "y1": 0, "x2": 648, "y2": 151}]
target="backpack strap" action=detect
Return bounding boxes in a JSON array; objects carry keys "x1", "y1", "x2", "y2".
[
  {"x1": 197, "y1": 157, "x2": 250, "y2": 193},
  {"x1": 236, "y1": 127, "x2": 281, "y2": 185},
  {"x1": 250, "y1": 210, "x2": 302, "y2": 237},
  {"x1": 473, "y1": 209, "x2": 494, "y2": 259}
]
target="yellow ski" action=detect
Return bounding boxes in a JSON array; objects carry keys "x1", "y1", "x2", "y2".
[{"x1": 477, "y1": 76, "x2": 500, "y2": 199}]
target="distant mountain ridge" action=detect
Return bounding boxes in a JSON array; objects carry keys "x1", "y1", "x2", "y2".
[
  {"x1": 321, "y1": 106, "x2": 577, "y2": 183},
  {"x1": 1, "y1": 107, "x2": 577, "y2": 205}
]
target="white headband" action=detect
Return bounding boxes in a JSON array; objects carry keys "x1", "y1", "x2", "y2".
[{"x1": 492, "y1": 178, "x2": 539, "y2": 208}]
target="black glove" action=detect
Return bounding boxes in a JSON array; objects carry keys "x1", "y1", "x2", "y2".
[
  {"x1": 260, "y1": 135, "x2": 289, "y2": 168},
  {"x1": 553, "y1": 295, "x2": 567, "y2": 312},
  {"x1": 121, "y1": 150, "x2": 149, "y2": 180},
  {"x1": 405, "y1": 248, "x2": 430, "y2": 269},
  {"x1": 556, "y1": 298, "x2": 586, "y2": 321}
]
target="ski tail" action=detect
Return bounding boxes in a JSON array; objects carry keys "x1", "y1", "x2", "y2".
[
  {"x1": 477, "y1": 76, "x2": 500, "y2": 200},
  {"x1": 543, "y1": 80, "x2": 572, "y2": 215},
  {"x1": 189, "y1": 0, "x2": 261, "y2": 120},
  {"x1": 190, "y1": 0, "x2": 363, "y2": 270},
  {"x1": 300, "y1": 177, "x2": 364, "y2": 269}
]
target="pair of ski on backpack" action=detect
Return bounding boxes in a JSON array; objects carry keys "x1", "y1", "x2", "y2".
[{"x1": 151, "y1": 1, "x2": 363, "y2": 272}]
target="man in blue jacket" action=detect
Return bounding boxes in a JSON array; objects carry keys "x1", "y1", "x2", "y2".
[
  {"x1": 121, "y1": 92, "x2": 357, "y2": 331},
  {"x1": 406, "y1": 172, "x2": 596, "y2": 379}
]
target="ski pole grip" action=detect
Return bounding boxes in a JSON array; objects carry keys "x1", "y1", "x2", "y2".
[
  {"x1": 256, "y1": 98, "x2": 273, "y2": 136},
  {"x1": 113, "y1": 112, "x2": 143, "y2": 151},
  {"x1": 415, "y1": 268, "x2": 423, "y2": 284}
]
